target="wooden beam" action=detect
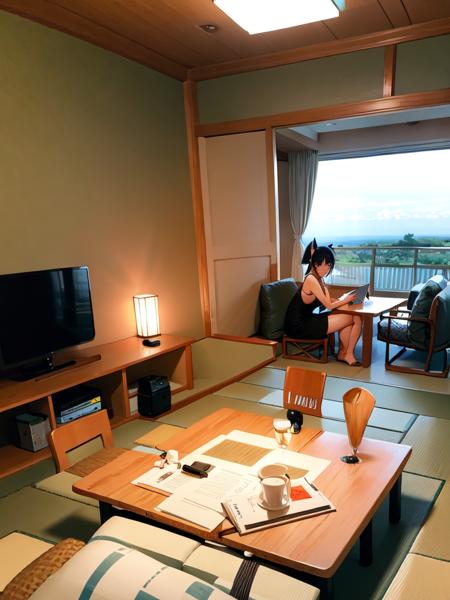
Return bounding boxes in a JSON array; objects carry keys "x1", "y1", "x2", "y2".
[
  {"x1": 265, "y1": 128, "x2": 280, "y2": 281},
  {"x1": 183, "y1": 80, "x2": 211, "y2": 336},
  {"x1": 196, "y1": 88, "x2": 450, "y2": 137},
  {"x1": 383, "y1": 45, "x2": 397, "y2": 97},
  {"x1": 189, "y1": 18, "x2": 450, "y2": 81}
]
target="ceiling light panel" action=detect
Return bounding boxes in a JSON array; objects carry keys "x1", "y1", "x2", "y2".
[{"x1": 214, "y1": 0, "x2": 344, "y2": 35}]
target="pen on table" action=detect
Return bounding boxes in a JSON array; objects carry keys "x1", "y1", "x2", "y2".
[
  {"x1": 304, "y1": 477, "x2": 318, "y2": 491},
  {"x1": 157, "y1": 471, "x2": 174, "y2": 483}
]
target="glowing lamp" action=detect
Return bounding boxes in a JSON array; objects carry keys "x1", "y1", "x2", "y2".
[{"x1": 133, "y1": 294, "x2": 160, "y2": 337}]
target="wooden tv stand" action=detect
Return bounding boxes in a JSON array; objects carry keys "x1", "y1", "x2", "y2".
[{"x1": 0, "y1": 335, "x2": 194, "y2": 479}]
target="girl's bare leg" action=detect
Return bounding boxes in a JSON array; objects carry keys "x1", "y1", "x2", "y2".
[
  {"x1": 327, "y1": 314, "x2": 362, "y2": 364},
  {"x1": 343, "y1": 316, "x2": 362, "y2": 363}
]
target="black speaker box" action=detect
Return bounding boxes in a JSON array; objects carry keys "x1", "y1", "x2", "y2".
[{"x1": 137, "y1": 375, "x2": 171, "y2": 417}]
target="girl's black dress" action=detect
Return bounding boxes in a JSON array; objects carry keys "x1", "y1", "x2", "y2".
[{"x1": 284, "y1": 284, "x2": 329, "y2": 339}]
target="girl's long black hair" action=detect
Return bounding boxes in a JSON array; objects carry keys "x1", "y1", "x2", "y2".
[{"x1": 302, "y1": 238, "x2": 336, "y2": 276}]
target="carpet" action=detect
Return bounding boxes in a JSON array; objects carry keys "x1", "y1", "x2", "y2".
[
  {"x1": 0, "y1": 487, "x2": 99, "y2": 543},
  {"x1": 411, "y1": 481, "x2": 450, "y2": 561},
  {"x1": 215, "y1": 382, "x2": 415, "y2": 432},
  {"x1": 243, "y1": 367, "x2": 450, "y2": 419},
  {"x1": 401, "y1": 416, "x2": 450, "y2": 480},
  {"x1": 333, "y1": 472, "x2": 442, "y2": 600}
]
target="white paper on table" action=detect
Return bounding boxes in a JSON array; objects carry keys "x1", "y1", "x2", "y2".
[
  {"x1": 131, "y1": 465, "x2": 195, "y2": 494},
  {"x1": 182, "y1": 468, "x2": 260, "y2": 513},
  {"x1": 156, "y1": 495, "x2": 225, "y2": 531},
  {"x1": 251, "y1": 449, "x2": 330, "y2": 482}
]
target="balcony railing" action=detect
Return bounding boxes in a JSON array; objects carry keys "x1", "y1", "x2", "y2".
[{"x1": 326, "y1": 246, "x2": 450, "y2": 295}]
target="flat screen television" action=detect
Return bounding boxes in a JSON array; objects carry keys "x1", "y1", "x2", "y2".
[{"x1": 0, "y1": 266, "x2": 95, "y2": 380}]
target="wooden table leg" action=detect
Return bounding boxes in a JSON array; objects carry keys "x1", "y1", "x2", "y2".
[
  {"x1": 360, "y1": 315, "x2": 373, "y2": 368},
  {"x1": 359, "y1": 519, "x2": 373, "y2": 566},
  {"x1": 184, "y1": 344, "x2": 193, "y2": 390},
  {"x1": 389, "y1": 474, "x2": 402, "y2": 523},
  {"x1": 320, "y1": 577, "x2": 335, "y2": 600},
  {"x1": 99, "y1": 501, "x2": 114, "y2": 524}
]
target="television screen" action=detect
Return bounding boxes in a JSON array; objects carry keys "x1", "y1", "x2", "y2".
[{"x1": 0, "y1": 266, "x2": 95, "y2": 377}]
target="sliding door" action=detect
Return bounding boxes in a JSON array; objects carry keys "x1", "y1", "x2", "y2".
[{"x1": 199, "y1": 130, "x2": 278, "y2": 336}]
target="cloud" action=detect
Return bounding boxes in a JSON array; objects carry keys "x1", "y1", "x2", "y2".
[{"x1": 307, "y1": 149, "x2": 450, "y2": 237}]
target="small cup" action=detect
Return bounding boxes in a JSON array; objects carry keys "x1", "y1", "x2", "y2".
[
  {"x1": 258, "y1": 463, "x2": 289, "y2": 480},
  {"x1": 273, "y1": 418, "x2": 292, "y2": 448},
  {"x1": 166, "y1": 449, "x2": 179, "y2": 464},
  {"x1": 259, "y1": 475, "x2": 291, "y2": 510}
]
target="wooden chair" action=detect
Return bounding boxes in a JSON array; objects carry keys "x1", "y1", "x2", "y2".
[
  {"x1": 36, "y1": 409, "x2": 125, "y2": 513},
  {"x1": 282, "y1": 333, "x2": 334, "y2": 364},
  {"x1": 49, "y1": 409, "x2": 114, "y2": 472},
  {"x1": 257, "y1": 278, "x2": 333, "y2": 364},
  {"x1": 283, "y1": 366, "x2": 326, "y2": 418}
]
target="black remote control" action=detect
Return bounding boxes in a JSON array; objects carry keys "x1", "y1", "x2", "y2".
[{"x1": 142, "y1": 339, "x2": 161, "y2": 347}]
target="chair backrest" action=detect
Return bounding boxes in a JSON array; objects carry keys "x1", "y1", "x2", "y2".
[
  {"x1": 258, "y1": 278, "x2": 299, "y2": 340},
  {"x1": 283, "y1": 366, "x2": 326, "y2": 417},
  {"x1": 49, "y1": 409, "x2": 114, "y2": 472},
  {"x1": 408, "y1": 275, "x2": 447, "y2": 347}
]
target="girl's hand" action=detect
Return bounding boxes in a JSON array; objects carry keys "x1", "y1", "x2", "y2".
[{"x1": 344, "y1": 293, "x2": 357, "y2": 304}]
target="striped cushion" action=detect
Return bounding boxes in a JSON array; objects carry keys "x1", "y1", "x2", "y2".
[
  {"x1": 91, "y1": 515, "x2": 200, "y2": 569},
  {"x1": 29, "y1": 539, "x2": 233, "y2": 600},
  {"x1": 183, "y1": 545, "x2": 320, "y2": 600}
]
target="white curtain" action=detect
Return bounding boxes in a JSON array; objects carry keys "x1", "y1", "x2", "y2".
[{"x1": 288, "y1": 150, "x2": 319, "y2": 281}]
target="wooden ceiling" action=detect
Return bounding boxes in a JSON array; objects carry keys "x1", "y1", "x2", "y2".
[{"x1": 1, "y1": 0, "x2": 450, "y2": 81}]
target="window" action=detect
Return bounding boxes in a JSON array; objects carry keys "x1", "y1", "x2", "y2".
[{"x1": 303, "y1": 149, "x2": 450, "y2": 290}]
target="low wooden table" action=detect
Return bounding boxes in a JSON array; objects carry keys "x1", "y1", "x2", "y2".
[
  {"x1": 335, "y1": 296, "x2": 406, "y2": 367},
  {"x1": 73, "y1": 408, "x2": 411, "y2": 598}
]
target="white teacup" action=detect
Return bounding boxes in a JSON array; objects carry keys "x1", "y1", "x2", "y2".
[
  {"x1": 258, "y1": 463, "x2": 289, "y2": 480},
  {"x1": 259, "y1": 475, "x2": 291, "y2": 510}
]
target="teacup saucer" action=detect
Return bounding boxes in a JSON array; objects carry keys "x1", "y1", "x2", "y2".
[{"x1": 257, "y1": 496, "x2": 290, "y2": 511}]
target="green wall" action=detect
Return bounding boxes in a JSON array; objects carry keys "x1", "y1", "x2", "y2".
[
  {"x1": 198, "y1": 48, "x2": 385, "y2": 123},
  {"x1": 198, "y1": 34, "x2": 450, "y2": 125},
  {"x1": 0, "y1": 9, "x2": 203, "y2": 343},
  {"x1": 396, "y1": 35, "x2": 450, "y2": 95}
]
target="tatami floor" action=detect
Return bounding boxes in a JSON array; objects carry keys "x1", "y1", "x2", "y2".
[{"x1": 0, "y1": 336, "x2": 448, "y2": 599}]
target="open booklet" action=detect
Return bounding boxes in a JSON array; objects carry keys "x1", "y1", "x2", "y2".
[{"x1": 221, "y1": 478, "x2": 335, "y2": 535}]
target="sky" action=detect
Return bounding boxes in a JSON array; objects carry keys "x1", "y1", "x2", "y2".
[{"x1": 303, "y1": 148, "x2": 450, "y2": 241}]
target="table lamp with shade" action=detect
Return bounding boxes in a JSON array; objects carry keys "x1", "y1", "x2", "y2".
[{"x1": 133, "y1": 294, "x2": 161, "y2": 345}]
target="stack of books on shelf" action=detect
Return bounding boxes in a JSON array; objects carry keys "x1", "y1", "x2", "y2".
[{"x1": 128, "y1": 382, "x2": 139, "y2": 415}]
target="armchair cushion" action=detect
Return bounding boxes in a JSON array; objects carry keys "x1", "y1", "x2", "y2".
[
  {"x1": 434, "y1": 285, "x2": 450, "y2": 349},
  {"x1": 409, "y1": 275, "x2": 447, "y2": 347},
  {"x1": 258, "y1": 278, "x2": 298, "y2": 340},
  {"x1": 377, "y1": 318, "x2": 409, "y2": 345}
]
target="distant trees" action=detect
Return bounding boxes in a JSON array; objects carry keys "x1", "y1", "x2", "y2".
[
  {"x1": 335, "y1": 234, "x2": 449, "y2": 266},
  {"x1": 398, "y1": 233, "x2": 418, "y2": 246}
]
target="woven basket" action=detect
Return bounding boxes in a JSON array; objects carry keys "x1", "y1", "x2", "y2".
[{"x1": 2, "y1": 537, "x2": 84, "y2": 600}]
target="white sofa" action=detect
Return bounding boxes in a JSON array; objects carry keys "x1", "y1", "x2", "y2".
[{"x1": 1, "y1": 516, "x2": 320, "y2": 600}]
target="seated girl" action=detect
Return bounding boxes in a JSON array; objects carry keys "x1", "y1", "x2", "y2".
[{"x1": 284, "y1": 239, "x2": 363, "y2": 366}]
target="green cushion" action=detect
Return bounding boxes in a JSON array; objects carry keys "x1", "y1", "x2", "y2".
[
  {"x1": 258, "y1": 278, "x2": 299, "y2": 340},
  {"x1": 408, "y1": 275, "x2": 447, "y2": 348}
]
